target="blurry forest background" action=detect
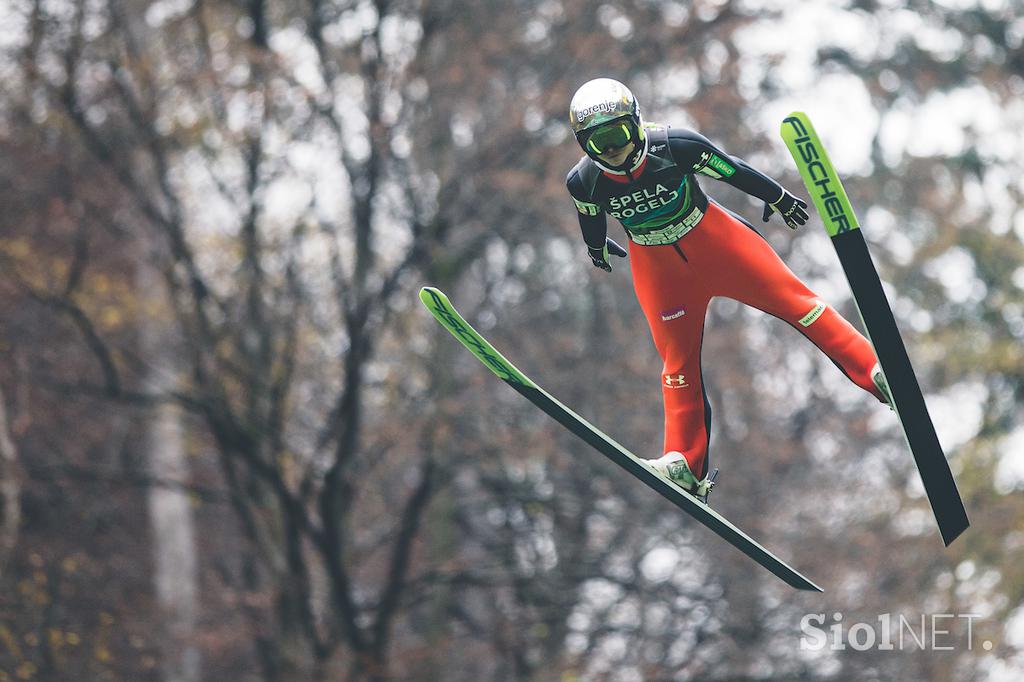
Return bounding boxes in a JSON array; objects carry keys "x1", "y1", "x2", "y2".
[{"x1": 1, "y1": 0, "x2": 1023, "y2": 680}]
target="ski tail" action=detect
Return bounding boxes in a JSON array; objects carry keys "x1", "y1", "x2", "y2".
[{"x1": 781, "y1": 112, "x2": 969, "y2": 546}]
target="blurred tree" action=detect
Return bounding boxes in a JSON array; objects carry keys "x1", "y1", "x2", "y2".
[
  {"x1": 1, "y1": 0, "x2": 1022, "y2": 679},
  {"x1": 0, "y1": 385, "x2": 20, "y2": 577}
]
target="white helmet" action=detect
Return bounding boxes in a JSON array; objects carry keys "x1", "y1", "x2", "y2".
[{"x1": 569, "y1": 78, "x2": 648, "y2": 175}]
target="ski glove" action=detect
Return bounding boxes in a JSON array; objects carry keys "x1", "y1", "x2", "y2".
[
  {"x1": 762, "y1": 189, "x2": 809, "y2": 230},
  {"x1": 588, "y1": 237, "x2": 628, "y2": 272}
]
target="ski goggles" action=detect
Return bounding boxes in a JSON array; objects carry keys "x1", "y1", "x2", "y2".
[{"x1": 584, "y1": 120, "x2": 634, "y2": 155}]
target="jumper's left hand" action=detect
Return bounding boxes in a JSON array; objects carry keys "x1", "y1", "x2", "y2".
[
  {"x1": 762, "y1": 189, "x2": 809, "y2": 230},
  {"x1": 587, "y1": 237, "x2": 628, "y2": 272}
]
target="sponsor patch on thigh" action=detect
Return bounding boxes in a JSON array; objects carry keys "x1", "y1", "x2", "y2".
[
  {"x1": 799, "y1": 301, "x2": 826, "y2": 327},
  {"x1": 660, "y1": 305, "x2": 687, "y2": 322}
]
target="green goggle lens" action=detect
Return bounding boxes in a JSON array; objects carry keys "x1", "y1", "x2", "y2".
[{"x1": 586, "y1": 123, "x2": 632, "y2": 155}]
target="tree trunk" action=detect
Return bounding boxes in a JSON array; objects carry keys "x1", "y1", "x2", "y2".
[
  {"x1": 139, "y1": 260, "x2": 202, "y2": 682},
  {"x1": 0, "y1": 385, "x2": 21, "y2": 577}
]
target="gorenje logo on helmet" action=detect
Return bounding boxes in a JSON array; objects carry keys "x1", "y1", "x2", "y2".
[{"x1": 577, "y1": 101, "x2": 620, "y2": 123}]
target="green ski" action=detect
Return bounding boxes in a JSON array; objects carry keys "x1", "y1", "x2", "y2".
[
  {"x1": 420, "y1": 286, "x2": 822, "y2": 592},
  {"x1": 781, "y1": 111, "x2": 969, "y2": 546}
]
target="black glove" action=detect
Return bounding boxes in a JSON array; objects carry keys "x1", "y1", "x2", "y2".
[
  {"x1": 762, "y1": 189, "x2": 809, "y2": 230},
  {"x1": 587, "y1": 237, "x2": 628, "y2": 272}
]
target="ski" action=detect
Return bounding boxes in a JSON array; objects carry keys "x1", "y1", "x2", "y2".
[
  {"x1": 780, "y1": 112, "x2": 970, "y2": 546},
  {"x1": 420, "y1": 286, "x2": 822, "y2": 592}
]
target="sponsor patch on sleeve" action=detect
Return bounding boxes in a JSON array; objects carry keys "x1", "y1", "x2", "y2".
[
  {"x1": 692, "y1": 151, "x2": 736, "y2": 179},
  {"x1": 573, "y1": 197, "x2": 601, "y2": 216}
]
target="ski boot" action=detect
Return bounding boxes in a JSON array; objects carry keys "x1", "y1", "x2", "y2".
[
  {"x1": 646, "y1": 452, "x2": 719, "y2": 504},
  {"x1": 871, "y1": 362, "x2": 894, "y2": 410}
]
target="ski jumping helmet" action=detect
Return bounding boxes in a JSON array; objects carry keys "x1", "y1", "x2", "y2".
[{"x1": 569, "y1": 78, "x2": 648, "y2": 176}]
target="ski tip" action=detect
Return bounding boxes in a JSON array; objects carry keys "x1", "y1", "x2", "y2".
[
  {"x1": 780, "y1": 111, "x2": 808, "y2": 134},
  {"x1": 419, "y1": 286, "x2": 447, "y2": 308},
  {"x1": 779, "y1": 111, "x2": 822, "y2": 147}
]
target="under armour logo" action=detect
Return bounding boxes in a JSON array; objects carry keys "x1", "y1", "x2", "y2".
[{"x1": 664, "y1": 374, "x2": 690, "y2": 388}]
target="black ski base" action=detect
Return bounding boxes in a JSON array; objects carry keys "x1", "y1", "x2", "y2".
[{"x1": 833, "y1": 230, "x2": 970, "y2": 546}]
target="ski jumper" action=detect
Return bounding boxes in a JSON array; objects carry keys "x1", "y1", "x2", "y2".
[{"x1": 567, "y1": 125, "x2": 886, "y2": 479}]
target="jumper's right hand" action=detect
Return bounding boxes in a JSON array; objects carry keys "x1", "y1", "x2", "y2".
[{"x1": 588, "y1": 237, "x2": 627, "y2": 272}]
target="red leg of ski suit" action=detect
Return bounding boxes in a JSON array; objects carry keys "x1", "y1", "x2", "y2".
[{"x1": 628, "y1": 202, "x2": 885, "y2": 478}]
